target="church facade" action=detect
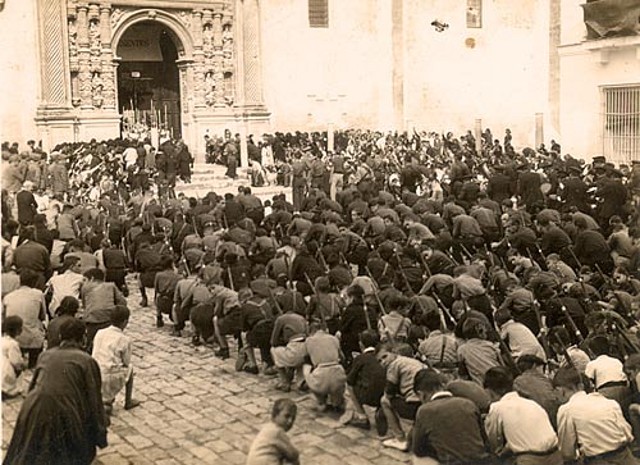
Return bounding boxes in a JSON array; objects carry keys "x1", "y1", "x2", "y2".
[
  {"x1": 1, "y1": 0, "x2": 638, "y2": 163},
  {"x1": 1, "y1": 0, "x2": 269, "y2": 159}
]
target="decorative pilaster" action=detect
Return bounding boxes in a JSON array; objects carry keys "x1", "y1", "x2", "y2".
[
  {"x1": 99, "y1": 4, "x2": 115, "y2": 109},
  {"x1": 37, "y1": 0, "x2": 73, "y2": 109},
  {"x1": 76, "y1": 3, "x2": 93, "y2": 109},
  {"x1": 391, "y1": 0, "x2": 404, "y2": 130},
  {"x1": 192, "y1": 9, "x2": 203, "y2": 48},
  {"x1": 68, "y1": 3, "x2": 80, "y2": 106},
  {"x1": 213, "y1": 12, "x2": 223, "y2": 49},
  {"x1": 240, "y1": 0, "x2": 266, "y2": 109}
]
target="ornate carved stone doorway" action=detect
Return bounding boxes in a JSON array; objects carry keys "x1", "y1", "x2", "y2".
[
  {"x1": 116, "y1": 22, "x2": 182, "y2": 139},
  {"x1": 33, "y1": 0, "x2": 270, "y2": 161}
]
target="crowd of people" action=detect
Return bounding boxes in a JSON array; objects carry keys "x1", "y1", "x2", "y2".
[{"x1": 3, "y1": 126, "x2": 640, "y2": 465}]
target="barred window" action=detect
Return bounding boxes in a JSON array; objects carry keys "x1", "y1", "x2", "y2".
[
  {"x1": 602, "y1": 85, "x2": 640, "y2": 164},
  {"x1": 467, "y1": 0, "x2": 482, "y2": 28},
  {"x1": 309, "y1": 0, "x2": 329, "y2": 28}
]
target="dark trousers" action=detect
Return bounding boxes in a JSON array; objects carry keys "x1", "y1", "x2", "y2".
[
  {"x1": 259, "y1": 346, "x2": 274, "y2": 367},
  {"x1": 22, "y1": 348, "x2": 42, "y2": 369},
  {"x1": 105, "y1": 269, "x2": 128, "y2": 296}
]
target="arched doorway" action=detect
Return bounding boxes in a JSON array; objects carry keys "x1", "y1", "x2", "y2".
[{"x1": 116, "y1": 21, "x2": 182, "y2": 139}]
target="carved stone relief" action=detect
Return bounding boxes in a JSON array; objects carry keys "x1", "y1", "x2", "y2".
[
  {"x1": 64, "y1": 3, "x2": 236, "y2": 111},
  {"x1": 91, "y1": 71, "x2": 104, "y2": 108},
  {"x1": 110, "y1": 7, "x2": 125, "y2": 30}
]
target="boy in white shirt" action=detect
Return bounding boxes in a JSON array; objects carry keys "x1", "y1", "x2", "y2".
[{"x1": 91, "y1": 305, "x2": 140, "y2": 416}]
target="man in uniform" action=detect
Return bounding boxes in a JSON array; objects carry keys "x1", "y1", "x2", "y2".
[{"x1": 291, "y1": 153, "x2": 308, "y2": 212}]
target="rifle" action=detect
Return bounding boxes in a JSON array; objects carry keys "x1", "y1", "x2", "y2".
[
  {"x1": 193, "y1": 214, "x2": 201, "y2": 238},
  {"x1": 305, "y1": 273, "x2": 328, "y2": 331},
  {"x1": 445, "y1": 249, "x2": 460, "y2": 266},
  {"x1": 316, "y1": 248, "x2": 329, "y2": 273},
  {"x1": 267, "y1": 287, "x2": 284, "y2": 316},
  {"x1": 181, "y1": 255, "x2": 191, "y2": 277},
  {"x1": 552, "y1": 332, "x2": 577, "y2": 371},
  {"x1": 227, "y1": 266, "x2": 235, "y2": 292},
  {"x1": 363, "y1": 265, "x2": 399, "y2": 343},
  {"x1": 560, "y1": 304, "x2": 585, "y2": 344},
  {"x1": 393, "y1": 249, "x2": 416, "y2": 296},
  {"x1": 460, "y1": 243, "x2": 475, "y2": 262},
  {"x1": 364, "y1": 266, "x2": 389, "y2": 316},
  {"x1": 531, "y1": 299, "x2": 552, "y2": 359},
  {"x1": 418, "y1": 249, "x2": 432, "y2": 279},
  {"x1": 564, "y1": 245, "x2": 583, "y2": 272},
  {"x1": 339, "y1": 251, "x2": 355, "y2": 280},
  {"x1": 489, "y1": 315, "x2": 520, "y2": 375},
  {"x1": 431, "y1": 290, "x2": 456, "y2": 328}
]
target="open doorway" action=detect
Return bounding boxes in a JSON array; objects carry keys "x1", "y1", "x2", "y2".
[{"x1": 116, "y1": 21, "x2": 181, "y2": 139}]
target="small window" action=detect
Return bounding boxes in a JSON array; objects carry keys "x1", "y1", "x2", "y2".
[
  {"x1": 467, "y1": 0, "x2": 482, "y2": 28},
  {"x1": 309, "y1": 0, "x2": 329, "y2": 28},
  {"x1": 602, "y1": 85, "x2": 640, "y2": 164}
]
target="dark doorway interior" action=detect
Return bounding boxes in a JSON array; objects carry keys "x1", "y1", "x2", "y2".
[{"x1": 117, "y1": 23, "x2": 181, "y2": 138}]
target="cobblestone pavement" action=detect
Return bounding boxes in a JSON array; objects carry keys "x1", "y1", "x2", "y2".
[{"x1": 2, "y1": 277, "x2": 411, "y2": 465}]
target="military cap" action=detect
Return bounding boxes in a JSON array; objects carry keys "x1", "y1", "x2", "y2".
[
  {"x1": 250, "y1": 278, "x2": 277, "y2": 298},
  {"x1": 155, "y1": 217, "x2": 172, "y2": 231},
  {"x1": 324, "y1": 211, "x2": 342, "y2": 224},
  {"x1": 184, "y1": 248, "x2": 205, "y2": 265}
]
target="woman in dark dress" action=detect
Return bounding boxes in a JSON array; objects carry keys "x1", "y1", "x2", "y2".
[{"x1": 4, "y1": 318, "x2": 108, "y2": 465}]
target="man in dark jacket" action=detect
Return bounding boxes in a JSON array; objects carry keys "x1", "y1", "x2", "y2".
[
  {"x1": 573, "y1": 216, "x2": 614, "y2": 273},
  {"x1": 517, "y1": 164, "x2": 544, "y2": 213},
  {"x1": 13, "y1": 226, "x2": 51, "y2": 290},
  {"x1": 16, "y1": 181, "x2": 38, "y2": 226},
  {"x1": 561, "y1": 166, "x2": 590, "y2": 213}
]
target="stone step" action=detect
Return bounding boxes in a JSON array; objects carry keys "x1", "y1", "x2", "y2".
[
  {"x1": 189, "y1": 173, "x2": 249, "y2": 182},
  {"x1": 191, "y1": 163, "x2": 250, "y2": 176},
  {"x1": 177, "y1": 185, "x2": 290, "y2": 203},
  {"x1": 173, "y1": 162, "x2": 290, "y2": 202}
]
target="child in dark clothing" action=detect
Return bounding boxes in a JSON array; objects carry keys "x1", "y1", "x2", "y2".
[{"x1": 344, "y1": 330, "x2": 386, "y2": 431}]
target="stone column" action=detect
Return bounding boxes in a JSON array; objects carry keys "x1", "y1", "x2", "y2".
[
  {"x1": 100, "y1": 4, "x2": 116, "y2": 110},
  {"x1": 177, "y1": 60, "x2": 194, "y2": 155},
  {"x1": 192, "y1": 9, "x2": 203, "y2": 48},
  {"x1": 234, "y1": 0, "x2": 245, "y2": 108},
  {"x1": 36, "y1": 0, "x2": 73, "y2": 109},
  {"x1": 213, "y1": 12, "x2": 223, "y2": 49},
  {"x1": 76, "y1": 3, "x2": 93, "y2": 109},
  {"x1": 391, "y1": 0, "x2": 404, "y2": 131},
  {"x1": 76, "y1": 3, "x2": 89, "y2": 46},
  {"x1": 475, "y1": 119, "x2": 482, "y2": 154},
  {"x1": 535, "y1": 113, "x2": 544, "y2": 148},
  {"x1": 112, "y1": 57, "x2": 121, "y2": 114},
  {"x1": 240, "y1": 0, "x2": 265, "y2": 109},
  {"x1": 99, "y1": 4, "x2": 110, "y2": 44},
  {"x1": 35, "y1": 0, "x2": 77, "y2": 150},
  {"x1": 549, "y1": 0, "x2": 561, "y2": 131}
]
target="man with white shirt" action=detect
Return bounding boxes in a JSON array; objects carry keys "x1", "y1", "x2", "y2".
[
  {"x1": 484, "y1": 366, "x2": 562, "y2": 465},
  {"x1": 47, "y1": 255, "x2": 84, "y2": 314},
  {"x1": 585, "y1": 335, "x2": 631, "y2": 410},
  {"x1": 122, "y1": 143, "x2": 138, "y2": 169},
  {"x1": 553, "y1": 367, "x2": 638, "y2": 464}
]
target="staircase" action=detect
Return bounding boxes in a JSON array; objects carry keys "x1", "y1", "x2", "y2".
[{"x1": 173, "y1": 163, "x2": 291, "y2": 202}]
